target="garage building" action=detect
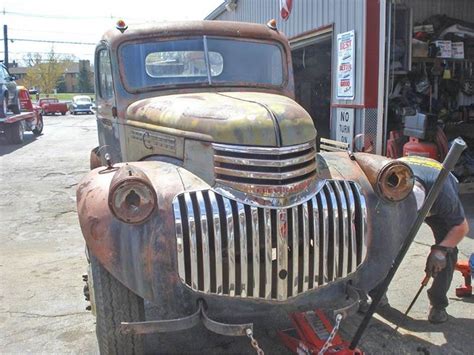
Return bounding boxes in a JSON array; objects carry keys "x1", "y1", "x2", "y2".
[{"x1": 206, "y1": 0, "x2": 474, "y2": 187}]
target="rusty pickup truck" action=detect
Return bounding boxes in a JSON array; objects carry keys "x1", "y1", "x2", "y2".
[{"x1": 77, "y1": 20, "x2": 417, "y2": 354}]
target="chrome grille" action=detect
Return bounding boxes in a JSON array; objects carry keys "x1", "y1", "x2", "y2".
[
  {"x1": 173, "y1": 180, "x2": 367, "y2": 301},
  {"x1": 213, "y1": 142, "x2": 317, "y2": 191}
]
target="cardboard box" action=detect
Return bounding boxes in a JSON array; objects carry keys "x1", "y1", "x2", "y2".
[
  {"x1": 435, "y1": 40, "x2": 452, "y2": 58},
  {"x1": 452, "y1": 42, "x2": 464, "y2": 59},
  {"x1": 412, "y1": 38, "x2": 428, "y2": 57}
]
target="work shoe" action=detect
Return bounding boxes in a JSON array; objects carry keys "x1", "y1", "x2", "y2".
[{"x1": 428, "y1": 307, "x2": 448, "y2": 324}]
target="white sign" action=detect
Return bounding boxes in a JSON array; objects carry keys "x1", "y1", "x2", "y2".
[
  {"x1": 336, "y1": 30, "x2": 355, "y2": 100},
  {"x1": 336, "y1": 108, "x2": 354, "y2": 147}
]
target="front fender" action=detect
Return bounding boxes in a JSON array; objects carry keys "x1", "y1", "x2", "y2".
[
  {"x1": 76, "y1": 161, "x2": 208, "y2": 304},
  {"x1": 320, "y1": 152, "x2": 418, "y2": 290}
]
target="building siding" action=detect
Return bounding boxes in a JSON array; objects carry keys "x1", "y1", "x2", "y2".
[{"x1": 208, "y1": 0, "x2": 474, "y2": 147}]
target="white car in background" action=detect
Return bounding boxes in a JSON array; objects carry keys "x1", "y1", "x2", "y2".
[{"x1": 69, "y1": 95, "x2": 94, "y2": 115}]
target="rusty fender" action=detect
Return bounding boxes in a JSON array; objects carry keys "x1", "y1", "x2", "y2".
[
  {"x1": 320, "y1": 152, "x2": 418, "y2": 291},
  {"x1": 76, "y1": 161, "x2": 208, "y2": 304},
  {"x1": 89, "y1": 146, "x2": 102, "y2": 170}
]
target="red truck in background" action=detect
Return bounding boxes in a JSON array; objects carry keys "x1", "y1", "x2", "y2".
[
  {"x1": 0, "y1": 86, "x2": 43, "y2": 144},
  {"x1": 38, "y1": 98, "x2": 68, "y2": 115}
]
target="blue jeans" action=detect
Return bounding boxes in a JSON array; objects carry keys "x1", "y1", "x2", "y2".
[{"x1": 427, "y1": 248, "x2": 458, "y2": 309}]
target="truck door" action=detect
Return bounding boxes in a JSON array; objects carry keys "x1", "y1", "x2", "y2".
[{"x1": 95, "y1": 47, "x2": 122, "y2": 163}]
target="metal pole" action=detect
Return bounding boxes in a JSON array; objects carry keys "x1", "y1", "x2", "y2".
[
  {"x1": 349, "y1": 137, "x2": 467, "y2": 350},
  {"x1": 3, "y1": 24, "x2": 8, "y2": 67}
]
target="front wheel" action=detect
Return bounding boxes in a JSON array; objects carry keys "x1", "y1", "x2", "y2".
[
  {"x1": 0, "y1": 95, "x2": 7, "y2": 118},
  {"x1": 32, "y1": 115, "x2": 44, "y2": 135},
  {"x1": 90, "y1": 255, "x2": 145, "y2": 355},
  {"x1": 6, "y1": 121, "x2": 25, "y2": 144}
]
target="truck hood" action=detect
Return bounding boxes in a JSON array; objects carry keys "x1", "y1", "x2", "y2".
[{"x1": 126, "y1": 92, "x2": 316, "y2": 146}]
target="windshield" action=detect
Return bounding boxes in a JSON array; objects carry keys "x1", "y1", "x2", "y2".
[
  {"x1": 120, "y1": 37, "x2": 284, "y2": 91},
  {"x1": 75, "y1": 97, "x2": 91, "y2": 104}
]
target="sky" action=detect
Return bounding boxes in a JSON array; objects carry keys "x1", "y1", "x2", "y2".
[{"x1": 1, "y1": 0, "x2": 224, "y2": 65}]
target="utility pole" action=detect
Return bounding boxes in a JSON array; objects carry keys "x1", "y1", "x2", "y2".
[{"x1": 3, "y1": 24, "x2": 8, "y2": 67}]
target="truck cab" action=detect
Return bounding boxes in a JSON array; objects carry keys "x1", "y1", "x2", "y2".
[{"x1": 78, "y1": 20, "x2": 418, "y2": 353}]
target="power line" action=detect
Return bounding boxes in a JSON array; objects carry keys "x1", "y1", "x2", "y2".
[
  {"x1": 1, "y1": 9, "x2": 148, "y2": 22},
  {"x1": 1, "y1": 50, "x2": 93, "y2": 56},
  {"x1": 3, "y1": 38, "x2": 96, "y2": 45},
  {"x1": 8, "y1": 27, "x2": 99, "y2": 37}
]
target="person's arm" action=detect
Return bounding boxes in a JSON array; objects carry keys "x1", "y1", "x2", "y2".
[
  {"x1": 425, "y1": 174, "x2": 467, "y2": 276},
  {"x1": 438, "y1": 218, "x2": 469, "y2": 248}
]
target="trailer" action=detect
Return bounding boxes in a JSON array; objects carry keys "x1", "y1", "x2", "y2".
[{"x1": 0, "y1": 86, "x2": 44, "y2": 144}]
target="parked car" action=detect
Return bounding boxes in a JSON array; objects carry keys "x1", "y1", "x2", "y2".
[
  {"x1": 77, "y1": 21, "x2": 418, "y2": 353},
  {"x1": 38, "y1": 98, "x2": 68, "y2": 116},
  {"x1": 0, "y1": 63, "x2": 20, "y2": 118},
  {"x1": 69, "y1": 95, "x2": 93, "y2": 115}
]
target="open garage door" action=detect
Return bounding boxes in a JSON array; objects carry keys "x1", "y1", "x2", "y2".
[{"x1": 291, "y1": 31, "x2": 332, "y2": 149}]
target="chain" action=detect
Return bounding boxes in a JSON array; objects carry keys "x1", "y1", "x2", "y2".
[
  {"x1": 317, "y1": 313, "x2": 343, "y2": 355},
  {"x1": 246, "y1": 328, "x2": 264, "y2": 355}
]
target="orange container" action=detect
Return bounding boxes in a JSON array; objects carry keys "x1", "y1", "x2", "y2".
[{"x1": 403, "y1": 137, "x2": 440, "y2": 160}]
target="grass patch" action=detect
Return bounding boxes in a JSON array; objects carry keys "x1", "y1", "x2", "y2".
[{"x1": 38, "y1": 93, "x2": 95, "y2": 102}]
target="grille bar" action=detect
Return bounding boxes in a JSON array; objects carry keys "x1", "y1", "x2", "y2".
[
  {"x1": 214, "y1": 150, "x2": 316, "y2": 167},
  {"x1": 215, "y1": 161, "x2": 316, "y2": 180},
  {"x1": 237, "y1": 202, "x2": 248, "y2": 297},
  {"x1": 213, "y1": 142, "x2": 317, "y2": 193},
  {"x1": 250, "y1": 206, "x2": 260, "y2": 297},
  {"x1": 173, "y1": 180, "x2": 368, "y2": 301},
  {"x1": 208, "y1": 191, "x2": 223, "y2": 294}
]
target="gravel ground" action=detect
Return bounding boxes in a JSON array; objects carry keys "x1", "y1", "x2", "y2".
[{"x1": 0, "y1": 114, "x2": 472, "y2": 354}]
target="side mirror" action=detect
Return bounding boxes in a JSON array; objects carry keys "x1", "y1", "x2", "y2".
[{"x1": 9, "y1": 75, "x2": 16, "y2": 80}]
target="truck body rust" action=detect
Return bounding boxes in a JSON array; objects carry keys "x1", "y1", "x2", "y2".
[{"x1": 77, "y1": 20, "x2": 417, "y2": 328}]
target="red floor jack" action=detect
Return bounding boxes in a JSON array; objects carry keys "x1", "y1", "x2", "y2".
[
  {"x1": 278, "y1": 310, "x2": 363, "y2": 354},
  {"x1": 455, "y1": 260, "x2": 472, "y2": 297}
]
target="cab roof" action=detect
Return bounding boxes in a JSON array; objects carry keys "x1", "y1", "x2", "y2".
[{"x1": 100, "y1": 20, "x2": 290, "y2": 50}]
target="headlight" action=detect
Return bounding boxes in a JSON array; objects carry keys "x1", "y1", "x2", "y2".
[
  {"x1": 376, "y1": 161, "x2": 414, "y2": 202},
  {"x1": 108, "y1": 164, "x2": 157, "y2": 224},
  {"x1": 356, "y1": 154, "x2": 415, "y2": 203}
]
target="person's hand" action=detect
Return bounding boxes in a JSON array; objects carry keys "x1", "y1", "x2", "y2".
[{"x1": 425, "y1": 249, "x2": 447, "y2": 277}]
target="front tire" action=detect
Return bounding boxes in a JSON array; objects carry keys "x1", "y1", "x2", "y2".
[
  {"x1": 90, "y1": 255, "x2": 145, "y2": 355},
  {"x1": 33, "y1": 115, "x2": 44, "y2": 135},
  {"x1": 6, "y1": 121, "x2": 25, "y2": 144},
  {"x1": 0, "y1": 95, "x2": 8, "y2": 118}
]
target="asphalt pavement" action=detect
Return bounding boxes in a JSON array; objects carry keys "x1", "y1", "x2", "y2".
[{"x1": 0, "y1": 114, "x2": 472, "y2": 354}]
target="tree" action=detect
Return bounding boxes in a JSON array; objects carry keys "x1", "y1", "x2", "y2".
[
  {"x1": 56, "y1": 75, "x2": 67, "y2": 93},
  {"x1": 23, "y1": 49, "x2": 71, "y2": 94},
  {"x1": 22, "y1": 52, "x2": 42, "y2": 67},
  {"x1": 77, "y1": 62, "x2": 92, "y2": 93}
]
